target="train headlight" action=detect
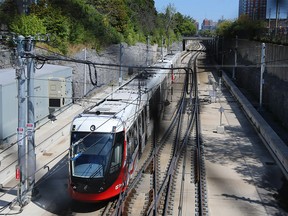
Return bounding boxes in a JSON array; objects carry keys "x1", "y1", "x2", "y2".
[
  {"x1": 71, "y1": 183, "x2": 77, "y2": 190},
  {"x1": 90, "y1": 125, "x2": 96, "y2": 131},
  {"x1": 99, "y1": 187, "x2": 104, "y2": 192}
]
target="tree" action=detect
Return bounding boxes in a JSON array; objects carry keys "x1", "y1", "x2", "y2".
[
  {"x1": 9, "y1": 14, "x2": 46, "y2": 36},
  {"x1": 174, "y1": 13, "x2": 196, "y2": 36},
  {"x1": 199, "y1": 29, "x2": 215, "y2": 37},
  {"x1": 30, "y1": 1, "x2": 71, "y2": 53},
  {"x1": 215, "y1": 15, "x2": 266, "y2": 39},
  {"x1": 216, "y1": 20, "x2": 233, "y2": 37}
]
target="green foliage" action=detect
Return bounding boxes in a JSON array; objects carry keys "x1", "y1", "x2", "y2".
[
  {"x1": 216, "y1": 20, "x2": 233, "y2": 37},
  {"x1": 30, "y1": 1, "x2": 71, "y2": 53},
  {"x1": 199, "y1": 29, "x2": 215, "y2": 37},
  {"x1": 216, "y1": 15, "x2": 266, "y2": 39},
  {"x1": 93, "y1": 0, "x2": 129, "y2": 33},
  {"x1": 69, "y1": 22, "x2": 85, "y2": 44},
  {"x1": 127, "y1": 0, "x2": 157, "y2": 35},
  {"x1": 174, "y1": 13, "x2": 196, "y2": 36},
  {"x1": 0, "y1": 0, "x2": 200, "y2": 51},
  {"x1": 9, "y1": 14, "x2": 46, "y2": 36},
  {"x1": 155, "y1": 5, "x2": 196, "y2": 45},
  {"x1": 0, "y1": 0, "x2": 18, "y2": 24}
]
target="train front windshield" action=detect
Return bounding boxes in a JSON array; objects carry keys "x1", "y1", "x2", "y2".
[{"x1": 70, "y1": 132, "x2": 124, "y2": 179}]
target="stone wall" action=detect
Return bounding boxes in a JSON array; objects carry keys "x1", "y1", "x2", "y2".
[
  {"x1": 70, "y1": 42, "x2": 162, "y2": 100},
  {"x1": 0, "y1": 41, "x2": 182, "y2": 101}
]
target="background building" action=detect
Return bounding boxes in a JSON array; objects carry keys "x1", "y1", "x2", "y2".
[
  {"x1": 239, "y1": 0, "x2": 267, "y2": 20},
  {"x1": 201, "y1": 19, "x2": 217, "y2": 30}
]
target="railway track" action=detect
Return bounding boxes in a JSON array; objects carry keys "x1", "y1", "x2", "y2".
[{"x1": 100, "y1": 42, "x2": 209, "y2": 216}]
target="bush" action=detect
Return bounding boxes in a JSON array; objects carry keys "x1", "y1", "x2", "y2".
[{"x1": 9, "y1": 14, "x2": 46, "y2": 36}]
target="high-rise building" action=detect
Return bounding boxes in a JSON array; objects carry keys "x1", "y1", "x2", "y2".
[
  {"x1": 201, "y1": 19, "x2": 217, "y2": 30},
  {"x1": 239, "y1": 0, "x2": 267, "y2": 20},
  {"x1": 267, "y1": 0, "x2": 288, "y2": 19}
]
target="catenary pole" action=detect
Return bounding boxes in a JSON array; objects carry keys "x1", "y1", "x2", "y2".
[
  {"x1": 119, "y1": 43, "x2": 123, "y2": 86},
  {"x1": 146, "y1": 36, "x2": 149, "y2": 66},
  {"x1": 259, "y1": 43, "x2": 266, "y2": 109},
  {"x1": 16, "y1": 35, "x2": 28, "y2": 206},
  {"x1": 233, "y1": 36, "x2": 238, "y2": 79},
  {"x1": 26, "y1": 36, "x2": 36, "y2": 200},
  {"x1": 161, "y1": 36, "x2": 164, "y2": 62},
  {"x1": 83, "y1": 47, "x2": 87, "y2": 96}
]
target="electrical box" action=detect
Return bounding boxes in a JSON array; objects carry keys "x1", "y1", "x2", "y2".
[
  {"x1": 0, "y1": 64, "x2": 72, "y2": 144},
  {"x1": 49, "y1": 78, "x2": 66, "y2": 107}
]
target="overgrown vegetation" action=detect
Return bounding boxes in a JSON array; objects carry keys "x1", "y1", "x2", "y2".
[
  {"x1": 216, "y1": 15, "x2": 266, "y2": 40},
  {"x1": 0, "y1": 0, "x2": 197, "y2": 54}
]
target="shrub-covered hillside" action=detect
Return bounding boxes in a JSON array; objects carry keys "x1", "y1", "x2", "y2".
[{"x1": 0, "y1": 0, "x2": 197, "y2": 53}]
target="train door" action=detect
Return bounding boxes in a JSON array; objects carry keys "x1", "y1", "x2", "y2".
[
  {"x1": 143, "y1": 106, "x2": 148, "y2": 142},
  {"x1": 138, "y1": 108, "x2": 147, "y2": 155},
  {"x1": 138, "y1": 114, "x2": 143, "y2": 156},
  {"x1": 127, "y1": 124, "x2": 139, "y2": 178}
]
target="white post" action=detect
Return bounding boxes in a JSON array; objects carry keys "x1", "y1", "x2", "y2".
[
  {"x1": 119, "y1": 44, "x2": 123, "y2": 86},
  {"x1": 161, "y1": 36, "x2": 164, "y2": 62},
  {"x1": 259, "y1": 43, "x2": 266, "y2": 109},
  {"x1": 83, "y1": 47, "x2": 87, "y2": 96}
]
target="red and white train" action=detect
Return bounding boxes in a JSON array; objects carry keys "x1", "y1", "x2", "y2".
[{"x1": 68, "y1": 52, "x2": 181, "y2": 202}]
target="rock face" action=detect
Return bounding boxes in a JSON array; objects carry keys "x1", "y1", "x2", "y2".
[
  {"x1": 70, "y1": 42, "x2": 162, "y2": 100},
  {"x1": 0, "y1": 45, "x2": 11, "y2": 69},
  {"x1": 0, "y1": 42, "x2": 177, "y2": 99}
]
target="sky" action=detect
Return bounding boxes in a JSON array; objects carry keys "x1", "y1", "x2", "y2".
[{"x1": 154, "y1": 0, "x2": 239, "y2": 24}]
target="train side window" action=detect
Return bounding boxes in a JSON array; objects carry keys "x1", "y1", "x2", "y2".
[
  {"x1": 133, "y1": 125, "x2": 138, "y2": 148},
  {"x1": 142, "y1": 110, "x2": 145, "y2": 133},
  {"x1": 127, "y1": 135, "x2": 131, "y2": 157},
  {"x1": 149, "y1": 99, "x2": 153, "y2": 120},
  {"x1": 138, "y1": 116, "x2": 141, "y2": 132}
]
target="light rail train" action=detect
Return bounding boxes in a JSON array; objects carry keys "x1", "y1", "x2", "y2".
[{"x1": 68, "y1": 52, "x2": 181, "y2": 202}]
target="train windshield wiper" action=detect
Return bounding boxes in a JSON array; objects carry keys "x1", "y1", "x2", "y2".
[{"x1": 89, "y1": 165, "x2": 103, "y2": 178}]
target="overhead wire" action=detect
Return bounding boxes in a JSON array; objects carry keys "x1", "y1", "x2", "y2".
[
  {"x1": 0, "y1": 67, "x2": 179, "y2": 203},
  {"x1": 0, "y1": 45, "x2": 194, "y2": 205}
]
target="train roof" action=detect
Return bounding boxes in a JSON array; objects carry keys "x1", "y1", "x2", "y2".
[{"x1": 72, "y1": 52, "x2": 181, "y2": 133}]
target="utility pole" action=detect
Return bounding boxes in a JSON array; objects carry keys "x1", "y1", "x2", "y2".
[
  {"x1": 268, "y1": 8, "x2": 271, "y2": 35},
  {"x1": 221, "y1": 37, "x2": 224, "y2": 68},
  {"x1": 119, "y1": 43, "x2": 123, "y2": 86},
  {"x1": 146, "y1": 36, "x2": 149, "y2": 66},
  {"x1": 26, "y1": 36, "x2": 36, "y2": 201},
  {"x1": 233, "y1": 36, "x2": 238, "y2": 80},
  {"x1": 83, "y1": 47, "x2": 87, "y2": 96},
  {"x1": 216, "y1": 36, "x2": 219, "y2": 62},
  {"x1": 275, "y1": 0, "x2": 279, "y2": 36},
  {"x1": 15, "y1": 35, "x2": 28, "y2": 206},
  {"x1": 161, "y1": 36, "x2": 164, "y2": 62},
  {"x1": 259, "y1": 43, "x2": 266, "y2": 109},
  {"x1": 14, "y1": 35, "x2": 41, "y2": 206}
]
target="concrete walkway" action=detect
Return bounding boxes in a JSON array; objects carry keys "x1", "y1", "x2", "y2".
[
  {"x1": 0, "y1": 85, "x2": 114, "y2": 215},
  {"x1": 197, "y1": 55, "x2": 287, "y2": 216}
]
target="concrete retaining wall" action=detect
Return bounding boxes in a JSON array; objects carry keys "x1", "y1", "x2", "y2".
[
  {"x1": 217, "y1": 38, "x2": 288, "y2": 129},
  {"x1": 223, "y1": 72, "x2": 288, "y2": 179}
]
